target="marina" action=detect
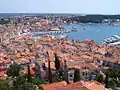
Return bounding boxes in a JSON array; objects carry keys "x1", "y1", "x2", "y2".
[
  {"x1": 100, "y1": 35, "x2": 120, "y2": 45},
  {"x1": 29, "y1": 27, "x2": 79, "y2": 37},
  {"x1": 30, "y1": 24, "x2": 120, "y2": 43}
]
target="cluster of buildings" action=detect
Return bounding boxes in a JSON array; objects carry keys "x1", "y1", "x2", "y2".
[
  {"x1": 0, "y1": 34, "x2": 120, "y2": 82},
  {"x1": 0, "y1": 16, "x2": 62, "y2": 43},
  {"x1": 39, "y1": 80, "x2": 109, "y2": 90},
  {"x1": 1, "y1": 15, "x2": 120, "y2": 89}
]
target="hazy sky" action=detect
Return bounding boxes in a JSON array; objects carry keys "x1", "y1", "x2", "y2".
[{"x1": 0, "y1": 0, "x2": 120, "y2": 14}]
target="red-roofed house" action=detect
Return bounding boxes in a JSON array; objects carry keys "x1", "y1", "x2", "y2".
[{"x1": 39, "y1": 81, "x2": 67, "y2": 90}]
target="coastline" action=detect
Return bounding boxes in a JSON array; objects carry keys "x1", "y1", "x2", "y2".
[{"x1": 30, "y1": 23, "x2": 120, "y2": 43}]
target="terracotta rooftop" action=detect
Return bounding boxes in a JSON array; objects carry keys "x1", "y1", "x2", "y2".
[
  {"x1": 39, "y1": 80, "x2": 105, "y2": 90},
  {"x1": 81, "y1": 80, "x2": 105, "y2": 90},
  {"x1": 23, "y1": 63, "x2": 36, "y2": 75},
  {"x1": 39, "y1": 81, "x2": 67, "y2": 90}
]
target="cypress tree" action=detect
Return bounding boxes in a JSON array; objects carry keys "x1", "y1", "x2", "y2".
[
  {"x1": 27, "y1": 64, "x2": 32, "y2": 83},
  {"x1": 105, "y1": 71, "x2": 109, "y2": 88},
  {"x1": 54, "y1": 53, "x2": 60, "y2": 70},
  {"x1": 47, "y1": 52, "x2": 52, "y2": 83},
  {"x1": 64, "y1": 60, "x2": 69, "y2": 84},
  {"x1": 74, "y1": 69, "x2": 81, "y2": 82},
  {"x1": 54, "y1": 53, "x2": 63, "y2": 80}
]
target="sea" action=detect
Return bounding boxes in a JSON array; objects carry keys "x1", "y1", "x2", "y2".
[
  {"x1": 31, "y1": 23, "x2": 120, "y2": 43},
  {"x1": 62, "y1": 24, "x2": 120, "y2": 43}
]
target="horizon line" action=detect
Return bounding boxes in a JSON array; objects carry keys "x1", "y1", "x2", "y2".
[{"x1": 0, "y1": 12, "x2": 120, "y2": 15}]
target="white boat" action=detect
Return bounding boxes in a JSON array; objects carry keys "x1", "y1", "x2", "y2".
[
  {"x1": 100, "y1": 34, "x2": 120, "y2": 45},
  {"x1": 59, "y1": 34, "x2": 68, "y2": 38},
  {"x1": 96, "y1": 30, "x2": 100, "y2": 32},
  {"x1": 113, "y1": 35, "x2": 120, "y2": 39}
]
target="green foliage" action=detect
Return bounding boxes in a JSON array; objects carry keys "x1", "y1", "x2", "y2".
[
  {"x1": 35, "y1": 54, "x2": 40, "y2": 59},
  {"x1": 31, "y1": 78, "x2": 48, "y2": 85},
  {"x1": 58, "y1": 69, "x2": 64, "y2": 79},
  {"x1": 108, "y1": 79, "x2": 116, "y2": 88},
  {"x1": 13, "y1": 75, "x2": 26, "y2": 86},
  {"x1": 105, "y1": 71, "x2": 109, "y2": 88},
  {"x1": 95, "y1": 74, "x2": 104, "y2": 83},
  {"x1": 12, "y1": 74, "x2": 47, "y2": 89},
  {"x1": 12, "y1": 82, "x2": 36, "y2": 90},
  {"x1": 54, "y1": 53, "x2": 61, "y2": 70},
  {"x1": 0, "y1": 79, "x2": 11, "y2": 90},
  {"x1": 74, "y1": 69, "x2": 81, "y2": 82},
  {"x1": 27, "y1": 65, "x2": 32, "y2": 83},
  {"x1": 0, "y1": 63, "x2": 47, "y2": 90},
  {"x1": 52, "y1": 72, "x2": 63, "y2": 83},
  {"x1": 107, "y1": 68, "x2": 120, "y2": 79},
  {"x1": 0, "y1": 18, "x2": 10, "y2": 25},
  {"x1": 7, "y1": 63, "x2": 21, "y2": 78},
  {"x1": 104, "y1": 68, "x2": 120, "y2": 88},
  {"x1": 12, "y1": 75, "x2": 37, "y2": 90}
]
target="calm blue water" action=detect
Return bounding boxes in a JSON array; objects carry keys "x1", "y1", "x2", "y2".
[{"x1": 63, "y1": 24, "x2": 120, "y2": 42}]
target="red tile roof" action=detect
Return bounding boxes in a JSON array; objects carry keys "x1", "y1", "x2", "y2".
[
  {"x1": 0, "y1": 66, "x2": 6, "y2": 70},
  {"x1": 55, "y1": 82, "x2": 89, "y2": 90},
  {"x1": 39, "y1": 80, "x2": 105, "y2": 90},
  {"x1": 23, "y1": 63, "x2": 35, "y2": 75},
  {"x1": 39, "y1": 81, "x2": 67, "y2": 90},
  {"x1": 81, "y1": 80, "x2": 105, "y2": 90}
]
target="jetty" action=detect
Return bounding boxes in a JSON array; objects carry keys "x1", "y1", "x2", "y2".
[{"x1": 100, "y1": 35, "x2": 120, "y2": 45}]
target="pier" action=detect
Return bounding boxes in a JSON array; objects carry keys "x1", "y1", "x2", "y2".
[
  {"x1": 29, "y1": 27, "x2": 79, "y2": 37},
  {"x1": 100, "y1": 35, "x2": 120, "y2": 45}
]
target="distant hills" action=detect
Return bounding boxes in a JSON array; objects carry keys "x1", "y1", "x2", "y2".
[
  {"x1": 0, "y1": 13, "x2": 120, "y2": 17},
  {"x1": 1, "y1": 13, "x2": 120, "y2": 24}
]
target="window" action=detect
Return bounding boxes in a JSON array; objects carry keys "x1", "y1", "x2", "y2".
[
  {"x1": 45, "y1": 60, "x2": 48, "y2": 62},
  {"x1": 69, "y1": 74, "x2": 73, "y2": 77},
  {"x1": 82, "y1": 72, "x2": 85, "y2": 76}
]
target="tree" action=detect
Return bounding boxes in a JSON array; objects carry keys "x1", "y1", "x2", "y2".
[
  {"x1": 52, "y1": 69, "x2": 63, "y2": 83},
  {"x1": 0, "y1": 18, "x2": 10, "y2": 25},
  {"x1": 74, "y1": 69, "x2": 81, "y2": 82},
  {"x1": 13, "y1": 81, "x2": 36, "y2": 90},
  {"x1": 0, "y1": 79, "x2": 11, "y2": 90},
  {"x1": 108, "y1": 78, "x2": 117, "y2": 90},
  {"x1": 58, "y1": 69, "x2": 64, "y2": 79},
  {"x1": 12, "y1": 74, "x2": 36, "y2": 90},
  {"x1": 54, "y1": 53, "x2": 61, "y2": 70},
  {"x1": 95, "y1": 74, "x2": 104, "y2": 83},
  {"x1": 63, "y1": 60, "x2": 69, "y2": 84},
  {"x1": 31, "y1": 77, "x2": 48, "y2": 85},
  {"x1": 54, "y1": 53, "x2": 63, "y2": 80},
  {"x1": 13, "y1": 75, "x2": 26, "y2": 88},
  {"x1": 27, "y1": 65, "x2": 32, "y2": 83},
  {"x1": 103, "y1": 68, "x2": 120, "y2": 88},
  {"x1": 0, "y1": 62, "x2": 47, "y2": 90},
  {"x1": 35, "y1": 54, "x2": 40, "y2": 59},
  {"x1": 18, "y1": 82, "x2": 36, "y2": 90},
  {"x1": 7, "y1": 63, "x2": 20, "y2": 78},
  {"x1": 105, "y1": 71, "x2": 109, "y2": 88},
  {"x1": 107, "y1": 68, "x2": 120, "y2": 79},
  {"x1": 47, "y1": 52, "x2": 52, "y2": 83}
]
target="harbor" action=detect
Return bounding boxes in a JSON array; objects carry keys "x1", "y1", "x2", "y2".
[
  {"x1": 100, "y1": 35, "x2": 120, "y2": 45},
  {"x1": 29, "y1": 27, "x2": 79, "y2": 37},
  {"x1": 29, "y1": 24, "x2": 120, "y2": 43}
]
